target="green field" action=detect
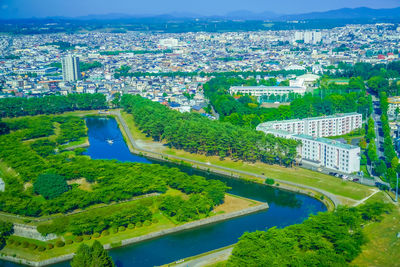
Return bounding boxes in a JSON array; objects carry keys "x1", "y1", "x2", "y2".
[{"x1": 351, "y1": 201, "x2": 400, "y2": 267}]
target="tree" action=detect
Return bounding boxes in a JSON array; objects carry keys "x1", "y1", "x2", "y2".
[
  {"x1": 375, "y1": 160, "x2": 387, "y2": 177},
  {"x1": 0, "y1": 220, "x2": 13, "y2": 249},
  {"x1": 34, "y1": 173, "x2": 69, "y2": 199},
  {"x1": 71, "y1": 241, "x2": 115, "y2": 267},
  {"x1": 0, "y1": 119, "x2": 9, "y2": 135},
  {"x1": 71, "y1": 243, "x2": 92, "y2": 267},
  {"x1": 90, "y1": 241, "x2": 115, "y2": 267},
  {"x1": 111, "y1": 93, "x2": 121, "y2": 108}
]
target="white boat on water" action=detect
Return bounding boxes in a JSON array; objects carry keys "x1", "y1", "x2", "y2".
[{"x1": 106, "y1": 139, "x2": 114, "y2": 145}]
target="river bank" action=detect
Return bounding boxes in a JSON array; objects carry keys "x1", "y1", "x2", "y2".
[
  {"x1": 111, "y1": 110, "x2": 336, "y2": 211},
  {"x1": 0, "y1": 112, "x2": 328, "y2": 267},
  {"x1": 0, "y1": 202, "x2": 268, "y2": 267}
]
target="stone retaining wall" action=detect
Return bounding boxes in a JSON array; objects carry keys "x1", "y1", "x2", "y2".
[
  {"x1": 13, "y1": 224, "x2": 57, "y2": 242},
  {"x1": 114, "y1": 203, "x2": 269, "y2": 248},
  {"x1": 1, "y1": 203, "x2": 268, "y2": 267}
]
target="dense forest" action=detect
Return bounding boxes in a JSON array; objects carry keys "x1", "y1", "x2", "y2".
[
  {"x1": 229, "y1": 202, "x2": 392, "y2": 266},
  {"x1": 121, "y1": 95, "x2": 299, "y2": 165},
  {"x1": 0, "y1": 115, "x2": 228, "y2": 220},
  {"x1": 203, "y1": 76, "x2": 372, "y2": 128},
  {"x1": 0, "y1": 93, "x2": 107, "y2": 118}
]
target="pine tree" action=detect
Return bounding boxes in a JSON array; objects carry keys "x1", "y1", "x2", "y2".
[
  {"x1": 71, "y1": 243, "x2": 92, "y2": 267},
  {"x1": 71, "y1": 241, "x2": 115, "y2": 267},
  {"x1": 90, "y1": 241, "x2": 115, "y2": 267}
]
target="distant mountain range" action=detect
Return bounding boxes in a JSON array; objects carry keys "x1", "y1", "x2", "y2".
[
  {"x1": 280, "y1": 7, "x2": 400, "y2": 20},
  {"x1": 67, "y1": 7, "x2": 400, "y2": 21},
  {"x1": 4, "y1": 7, "x2": 400, "y2": 22}
]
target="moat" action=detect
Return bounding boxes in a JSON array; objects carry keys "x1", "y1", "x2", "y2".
[{"x1": 2, "y1": 117, "x2": 326, "y2": 267}]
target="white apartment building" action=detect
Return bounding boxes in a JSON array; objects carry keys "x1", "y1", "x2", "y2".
[
  {"x1": 261, "y1": 129, "x2": 360, "y2": 174},
  {"x1": 229, "y1": 85, "x2": 306, "y2": 97},
  {"x1": 158, "y1": 38, "x2": 179, "y2": 48},
  {"x1": 257, "y1": 113, "x2": 362, "y2": 138},
  {"x1": 294, "y1": 31, "x2": 322, "y2": 44},
  {"x1": 388, "y1": 96, "x2": 400, "y2": 116},
  {"x1": 61, "y1": 55, "x2": 81, "y2": 82}
]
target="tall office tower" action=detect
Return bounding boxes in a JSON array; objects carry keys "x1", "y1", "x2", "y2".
[{"x1": 61, "y1": 55, "x2": 81, "y2": 82}]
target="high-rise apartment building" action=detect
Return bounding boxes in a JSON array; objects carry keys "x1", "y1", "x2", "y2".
[
  {"x1": 256, "y1": 113, "x2": 363, "y2": 173},
  {"x1": 257, "y1": 113, "x2": 362, "y2": 138},
  {"x1": 61, "y1": 55, "x2": 81, "y2": 82},
  {"x1": 294, "y1": 31, "x2": 322, "y2": 44},
  {"x1": 261, "y1": 129, "x2": 360, "y2": 174}
]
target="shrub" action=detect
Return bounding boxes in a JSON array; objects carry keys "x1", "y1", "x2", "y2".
[
  {"x1": 33, "y1": 173, "x2": 69, "y2": 199},
  {"x1": 93, "y1": 233, "x2": 100, "y2": 238},
  {"x1": 14, "y1": 241, "x2": 21, "y2": 247},
  {"x1": 152, "y1": 218, "x2": 159, "y2": 224},
  {"x1": 111, "y1": 228, "x2": 118, "y2": 234},
  {"x1": 102, "y1": 230, "x2": 110, "y2": 236},
  {"x1": 83, "y1": 235, "x2": 91, "y2": 240},
  {"x1": 66, "y1": 239, "x2": 73, "y2": 245},
  {"x1": 265, "y1": 178, "x2": 275, "y2": 185},
  {"x1": 135, "y1": 222, "x2": 142, "y2": 228},
  {"x1": 127, "y1": 223, "x2": 135, "y2": 229},
  {"x1": 118, "y1": 226, "x2": 126, "y2": 232},
  {"x1": 74, "y1": 236, "x2": 83, "y2": 243},
  {"x1": 143, "y1": 220, "x2": 151, "y2": 227},
  {"x1": 55, "y1": 240, "x2": 65, "y2": 247},
  {"x1": 38, "y1": 246, "x2": 46, "y2": 252},
  {"x1": 7, "y1": 238, "x2": 14, "y2": 245},
  {"x1": 29, "y1": 244, "x2": 37, "y2": 250},
  {"x1": 47, "y1": 243, "x2": 54, "y2": 249},
  {"x1": 22, "y1": 241, "x2": 29, "y2": 248}
]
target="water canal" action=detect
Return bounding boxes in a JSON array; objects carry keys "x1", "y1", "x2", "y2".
[{"x1": 1, "y1": 117, "x2": 326, "y2": 267}]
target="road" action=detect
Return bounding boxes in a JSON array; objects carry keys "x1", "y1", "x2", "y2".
[
  {"x1": 370, "y1": 93, "x2": 385, "y2": 160},
  {"x1": 367, "y1": 90, "x2": 391, "y2": 187},
  {"x1": 112, "y1": 110, "x2": 342, "y2": 207}
]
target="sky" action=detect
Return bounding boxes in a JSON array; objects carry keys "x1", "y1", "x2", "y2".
[{"x1": 0, "y1": 0, "x2": 400, "y2": 19}]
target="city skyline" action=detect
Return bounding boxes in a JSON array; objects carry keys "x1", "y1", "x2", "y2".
[{"x1": 1, "y1": 0, "x2": 400, "y2": 19}]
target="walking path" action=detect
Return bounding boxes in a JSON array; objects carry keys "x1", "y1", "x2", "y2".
[
  {"x1": 111, "y1": 110, "x2": 341, "y2": 207},
  {"x1": 353, "y1": 189, "x2": 380, "y2": 206},
  {"x1": 172, "y1": 247, "x2": 233, "y2": 267}
]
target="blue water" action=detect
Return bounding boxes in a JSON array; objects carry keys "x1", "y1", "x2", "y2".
[{"x1": 1, "y1": 117, "x2": 326, "y2": 267}]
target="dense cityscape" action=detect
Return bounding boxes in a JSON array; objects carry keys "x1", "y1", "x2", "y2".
[{"x1": 0, "y1": 4, "x2": 400, "y2": 267}]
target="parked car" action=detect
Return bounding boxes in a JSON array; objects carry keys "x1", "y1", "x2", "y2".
[{"x1": 352, "y1": 178, "x2": 359, "y2": 182}]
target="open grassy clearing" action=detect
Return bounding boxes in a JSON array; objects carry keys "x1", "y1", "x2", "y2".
[
  {"x1": 120, "y1": 111, "x2": 373, "y2": 202},
  {"x1": 67, "y1": 178, "x2": 94, "y2": 191},
  {"x1": 351, "y1": 205, "x2": 400, "y2": 267},
  {"x1": 214, "y1": 194, "x2": 261, "y2": 214}
]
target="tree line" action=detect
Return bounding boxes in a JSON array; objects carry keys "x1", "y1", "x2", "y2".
[
  {"x1": 203, "y1": 76, "x2": 372, "y2": 128},
  {"x1": 229, "y1": 202, "x2": 392, "y2": 266},
  {"x1": 121, "y1": 94, "x2": 299, "y2": 166},
  {"x1": 0, "y1": 93, "x2": 107, "y2": 118},
  {"x1": 0, "y1": 115, "x2": 228, "y2": 217}
]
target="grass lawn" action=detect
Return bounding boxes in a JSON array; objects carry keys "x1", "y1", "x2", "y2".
[
  {"x1": 214, "y1": 194, "x2": 261, "y2": 214},
  {"x1": 120, "y1": 111, "x2": 373, "y2": 202},
  {"x1": 351, "y1": 204, "x2": 400, "y2": 267}
]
